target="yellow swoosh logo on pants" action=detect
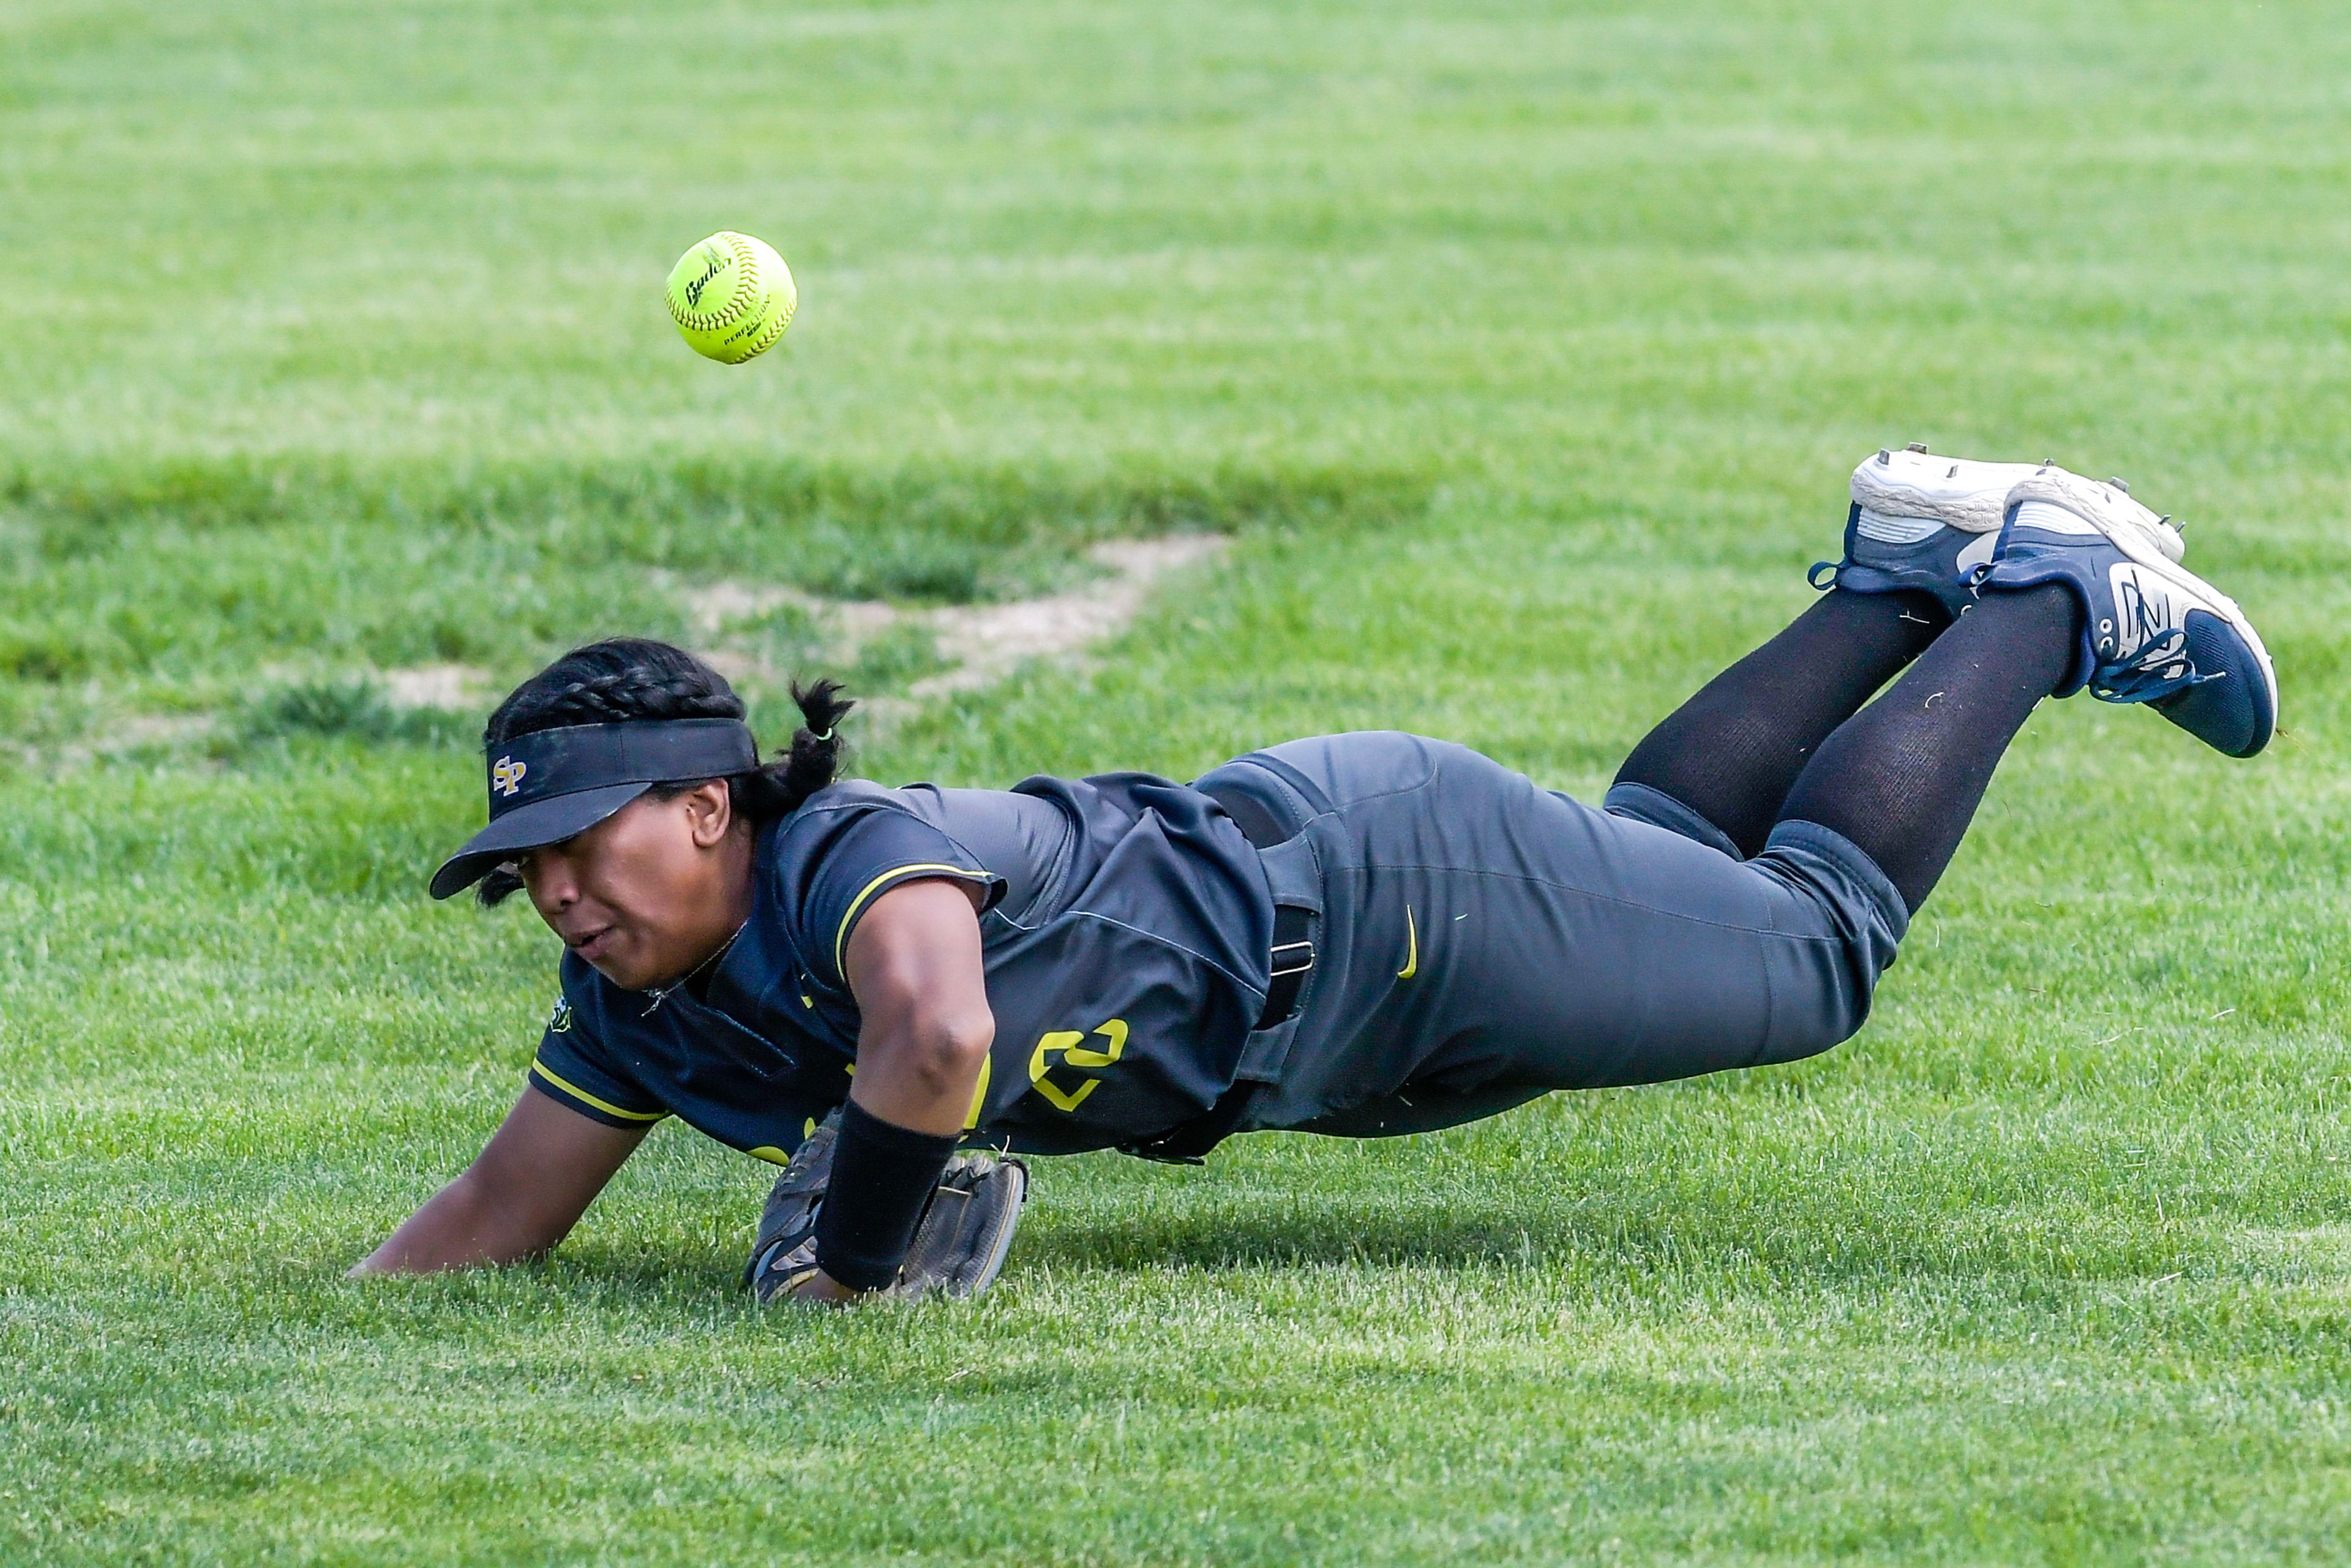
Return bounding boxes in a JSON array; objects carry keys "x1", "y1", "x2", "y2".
[{"x1": 1397, "y1": 906, "x2": 1417, "y2": 979}]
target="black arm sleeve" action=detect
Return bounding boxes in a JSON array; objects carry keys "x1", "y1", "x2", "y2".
[{"x1": 812, "y1": 1100, "x2": 960, "y2": 1291}]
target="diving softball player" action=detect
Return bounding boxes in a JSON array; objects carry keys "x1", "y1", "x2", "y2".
[{"x1": 356, "y1": 449, "x2": 2276, "y2": 1302}]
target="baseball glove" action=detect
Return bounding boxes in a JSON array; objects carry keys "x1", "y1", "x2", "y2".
[{"x1": 744, "y1": 1110, "x2": 1029, "y2": 1304}]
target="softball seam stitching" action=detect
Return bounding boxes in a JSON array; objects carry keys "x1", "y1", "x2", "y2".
[{"x1": 670, "y1": 232, "x2": 762, "y2": 333}]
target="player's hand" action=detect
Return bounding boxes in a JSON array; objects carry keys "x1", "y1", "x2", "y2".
[
  {"x1": 745, "y1": 1113, "x2": 1030, "y2": 1307},
  {"x1": 748, "y1": 1229, "x2": 871, "y2": 1305},
  {"x1": 784, "y1": 1266, "x2": 869, "y2": 1305},
  {"x1": 741, "y1": 1122, "x2": 879, "y2": 1307}
]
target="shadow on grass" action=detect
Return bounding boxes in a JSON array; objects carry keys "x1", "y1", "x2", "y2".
[
  {"x1": 528, "y1": 1198, "x2": 2110, "y2": 1300},
  {"x1": 4, "y1": 454, "x2": 1438, "y2": 553},
  {"x1": 0, "y1": 453, "x2": 1441, "y2": 683},
  {"x1": 1011, "y1": 1180, "x2": 2207, "y2": 1289},
  {"x1": 1021, "y1": 1202, "x2": 1714, "y2": 1274}
]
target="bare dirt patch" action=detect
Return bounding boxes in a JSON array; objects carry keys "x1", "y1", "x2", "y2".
[
  {"x1": 689, "y1": 535, "x2": 1229, "y2": 699},
  {"x1": 381, "y1": 664, "x2": 492, "y2": 711},
  {"x1": 113, "y1": 713, "x2": 217, "y2": 749},
  {"x1": 77, "y1": 541, "x2": 1228, "y2": 764},
  {"x1": 910, "y1": 535, "x2": 1227, "y2": 697}
]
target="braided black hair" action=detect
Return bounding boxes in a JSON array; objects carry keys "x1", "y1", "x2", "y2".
[{"x1": 473, "y1": 637, "x2": 852, "y2": 907}]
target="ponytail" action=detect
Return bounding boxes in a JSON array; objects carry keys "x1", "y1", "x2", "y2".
[{"x1": 735, "y1": 678, "x2": 855, "y2": 820}]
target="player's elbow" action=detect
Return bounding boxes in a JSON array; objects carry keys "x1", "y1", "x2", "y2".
[{"x1": 896, "y1": 1007, "x2": 996, "y2": 1102}]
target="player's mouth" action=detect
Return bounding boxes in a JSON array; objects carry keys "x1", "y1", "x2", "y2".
[{"x1": 564, "y1": 925, "x2": 618, "y2": 962}]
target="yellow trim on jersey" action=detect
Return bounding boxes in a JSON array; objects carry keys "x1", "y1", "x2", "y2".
[
  {"x1": 1397, "y1": 906, "x2": 1418, "y2": 979},
  {"x1": 528, "y1": 1058, "x2": 669, "y2": 1123},
  {"x1": 964, "y1": 1054, "x2": 992, "y2": 1130},
  {"x1": 833, "y1": 862, "x2": 991, "y2": 975}
]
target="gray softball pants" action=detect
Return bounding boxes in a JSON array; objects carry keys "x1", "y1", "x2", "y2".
[{"x1": 1191, "y1": 732, "x2": 1910, "y2": 1138}]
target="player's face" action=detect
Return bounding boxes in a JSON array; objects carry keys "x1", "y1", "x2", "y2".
[{"x1": 517, "y1": 784, "x2": 744, "y2": 991}]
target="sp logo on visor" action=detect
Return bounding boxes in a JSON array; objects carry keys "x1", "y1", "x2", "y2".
[{"x1": 492, "y1": 757, "x2": 529, "y2": 798}]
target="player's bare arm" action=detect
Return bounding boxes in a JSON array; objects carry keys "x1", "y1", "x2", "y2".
[{"x1": 351, "y1": 1090, "x2": 648, "y2": 1275}]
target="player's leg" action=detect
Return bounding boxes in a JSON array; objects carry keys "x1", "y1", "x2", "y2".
[
  {"x1": 1770, "y1": 580, "x2": 2077, "y2": 914},
  {"x1": 1606, "y1": 447, "x2": 2197, "y2": 861},
  {"x1": 1777, "y1": 583, "x2": 2078, "y2": 912},
  {"x1": 1611, "y1": 463, "x2": 2273, "y2": 1057},
  {"x1": 1607, "y1": 586, "x2": 1946, "y2": 860},
  {"x1": 1774, "y1": 478, "x2": 2274, "y2": 912},
  {"x1": 1240, "y1": 465, "x2": 2273, "y2": 1137}
]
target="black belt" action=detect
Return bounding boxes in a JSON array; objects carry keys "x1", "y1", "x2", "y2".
[
  {"x1": 1196, "y1": 782, "x2": 1316, "y2": 1031},
  {"x1": 1119, "y1": 781, "x2": 1314, "y2": 1165},
  {"x1": 1262, "y1": 908, "x2": 1315, "y2": 1032}
]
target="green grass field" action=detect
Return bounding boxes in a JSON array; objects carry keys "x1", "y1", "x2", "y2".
[{"x1": 7, "y1": 1, "x2": 2351, "y2": 1561}]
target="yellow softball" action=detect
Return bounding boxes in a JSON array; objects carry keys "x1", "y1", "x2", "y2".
[{"x1": 666, "y1": 231, "x2": 797, "y2": 364}]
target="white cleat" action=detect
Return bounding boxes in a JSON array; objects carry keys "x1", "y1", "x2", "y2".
[{"x1": 1821, "y1": 443, "x2": 2187, "y2": 620}]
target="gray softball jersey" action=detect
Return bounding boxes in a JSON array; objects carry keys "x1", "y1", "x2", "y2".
[
  {"x1": 530, "y1": 772, "x2": 1275, "y2": 1160},
  {"x1": 528, "y1": 736, "x2": 1907, "y2": 1161}
]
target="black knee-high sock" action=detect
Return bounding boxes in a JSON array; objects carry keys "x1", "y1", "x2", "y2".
[
  {"x1": 1613, "y1": 587, "x2": 1949, "y2": 858},
  {"x1": 1776, "y1": 583, "x2": 2081, "y2": 913}
]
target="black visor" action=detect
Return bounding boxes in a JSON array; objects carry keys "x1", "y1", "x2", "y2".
[{"x1": 428, "y1": 718, "x2": 759, "y2": 900}]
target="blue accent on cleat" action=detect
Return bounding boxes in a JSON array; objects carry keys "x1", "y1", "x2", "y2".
[
  {"x1": 1815, "y1": 500, "x2": 1998, "y2": 621},
  {"x1": 2150, "y1": 611, "x2": 2277, "y2": 759},
  {"x1": 1980, "y1": 497, "x2": 2276, "y2": 758}
]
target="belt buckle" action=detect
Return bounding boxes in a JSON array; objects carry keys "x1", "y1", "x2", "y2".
[{"x1": 1269, "y1": 939, "x2": 1316, "y2": 978}]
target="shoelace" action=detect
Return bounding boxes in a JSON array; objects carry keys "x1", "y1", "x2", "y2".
[{"x1": 2091, "y1": 578, "x2": 2216, "y2": 702}]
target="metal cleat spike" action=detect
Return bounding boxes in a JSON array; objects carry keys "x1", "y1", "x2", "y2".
[
  {"x1": 1906, "y1": 441, "x2": 1929, "y2": 453},
  {"x1": 1878, "y1": 449, "x2": 1891, "y2": 464},
  {"x1": 2109, "y1": 476, "x2": 2130, "y2": 493}
]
